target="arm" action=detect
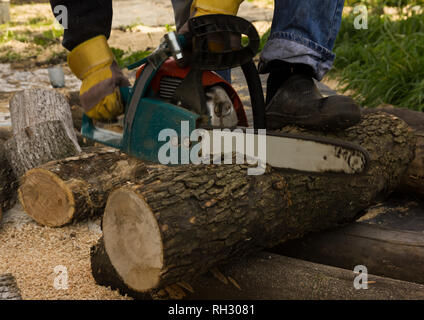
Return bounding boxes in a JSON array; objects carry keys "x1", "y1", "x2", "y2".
[{"x1": 49, "y1": 0, "x2": 113, "y2": 51}]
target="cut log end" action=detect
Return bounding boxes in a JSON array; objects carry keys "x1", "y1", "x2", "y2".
[
  {"x1": 19, "y1": 169, "x2": 75, "y2": 227},
  {"x1": 103, "y1": 188, "x2": 163, "y2": 292}
]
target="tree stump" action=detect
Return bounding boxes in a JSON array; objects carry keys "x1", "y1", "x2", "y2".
[
  {"x1": 4, "y1": 120, "x2": 81, "y2": 178},
  {"x1": 4, "y1": 89, "x2": 81, "y2": 177}
]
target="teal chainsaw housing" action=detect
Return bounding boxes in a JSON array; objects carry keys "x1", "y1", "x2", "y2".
[{"x1": 81, "y1": 86, "x2": 199, "y2": 163}]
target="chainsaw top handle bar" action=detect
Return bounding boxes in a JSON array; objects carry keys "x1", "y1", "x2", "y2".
[{"x1": 186, "y1": 14, "x2": 266, "y2": 129}]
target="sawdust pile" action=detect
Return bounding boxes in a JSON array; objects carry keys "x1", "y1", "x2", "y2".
[{"x1": 0, "y1": 204, "x2": 130, "y2": 300}]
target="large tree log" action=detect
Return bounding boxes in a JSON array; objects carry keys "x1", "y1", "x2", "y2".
[
  {"x1": 363, "y1": 107, "x2": 424, "y2": 195},
  {"x1": 4, "y1": 120, "x2": 81, "y2": 178},
  {"x1": 90, "y1": 238, "x2": 424, "y2": 300},
  {"x1": 18, "y1": 147, "x2": 146, "y2": 227},
  {"x1": 100, "y1": 113, "x2": 415, "y2": 292},
  {"x1": 5, "y1": 89, "x2": 81, "y2": 177}
]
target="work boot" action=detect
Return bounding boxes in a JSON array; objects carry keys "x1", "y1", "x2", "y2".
[{"x1": 265, "y1": 61, "x2": 361, "y2": 131}]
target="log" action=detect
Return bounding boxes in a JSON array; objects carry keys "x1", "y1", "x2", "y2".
[
  {"x1": 0, "y1": 142, "x2": 17, "y2": 221},
  {"x1": 101, "y1": 113, "x2": 415, "y2": 292},
  {"x1": 363, "y1": 107, "x2": 424, "y2": 195},
  {"x1": 273, "y1": 194, "x2": 424, "y2": 285},
  {"x1": 90, "y1": 237, "x2": 152, "y2": 300},
  {"x1": 18, "y1": 147, "x2": 146, "y2": 227},
  {"x1": 4, "y1": 89, "x2": 81, "y2": 177},
  {"x1": 0, "y1": 128, "x2": 17, "y2": 222},
  {"x1": 4, "y1": 120, "x2": 81, "y2": 178},
  {"x1": 90, "y1": 239, "x2": 424, "y2": 300},
  {"x1": 0, "y1": 274, "x2": 22, "y2": 300}
]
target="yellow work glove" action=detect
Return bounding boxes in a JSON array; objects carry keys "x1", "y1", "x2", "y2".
[
  {"x1": 188, "y1": 0, "x2": 244, "y2": 54},
  {"x1": 68, "y1": 35, "x2": 130, "y2": 121},
  {"x1": 191, "y1": 0, "x2": 244, "y2": 16}
]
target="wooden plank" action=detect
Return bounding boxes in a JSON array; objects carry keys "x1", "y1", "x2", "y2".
[{"x1": 273, "y1": 194, "x2": 424, "y2": 284}]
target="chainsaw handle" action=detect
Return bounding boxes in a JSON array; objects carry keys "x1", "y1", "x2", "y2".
[
  {"x1": 81, "y1": 114, "x2": 124, "y2": 150},
  {"x1": 241, "y1": 60, "x2": 267, "y2": 129}
]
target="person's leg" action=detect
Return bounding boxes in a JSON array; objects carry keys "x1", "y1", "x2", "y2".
[
  {"x1": 50, "y1": 0, "x2": 113, "y2": 51},
  {"x1": 261, "y1": 0, "x2": 361, "y2": 131},
  {"x1": 171, "y1": 0, "x2": 232, "y2": 83},
  {"x1": 259, "y1": 0, "x2": 344, "y2": 81}
]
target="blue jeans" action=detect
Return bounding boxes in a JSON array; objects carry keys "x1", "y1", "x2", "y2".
[{"x1": 171, "y1": 0, "x2": 345, "y2": 81}]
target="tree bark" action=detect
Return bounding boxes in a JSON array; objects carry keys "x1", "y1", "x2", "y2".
[
  {"x1": 0, "y1": 274, "x2": 22, "y2": 300},
  {"x1": 0, "y1": 128, "x2": 17, "y2": 221},
  {"x1": 100, "y1": 113, "x2": 415, "y2": 292},
  {"x1": 90, "y1": 238, "x2": 424, "y2": 300},
  {"x1": 9, "y1": 89, "x2": 79, "y2": 150},
  {"x1": 90, "y1": 237, "x2": 152, "y2": 300},
  {"x1": 4, "y1": 120, "x2": 81, "y2": 178},
  {"x1": 363, "y1": 107, "x2": 424, "y2": 195},
  {"x1": 18, "y1": 147, "x2": 146, "y2": 227},
  {"x1": 4, "y1": 89, "x2": 81, "y2": 178}
]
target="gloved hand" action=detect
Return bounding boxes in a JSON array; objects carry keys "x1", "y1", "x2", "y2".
[
  {"x1": 177, "y1": 0, "x2": 244, "y2": 67},
  {"x1": 68, "y1": 35, "x2": 130, "y2": 121},
  {"x1": 190, "y1": 0, "x2": 244, "y2": 16}
]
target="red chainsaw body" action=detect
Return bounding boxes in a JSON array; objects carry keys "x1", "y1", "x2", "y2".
[{"x1": 136, "y1": 58, "x2": 248, "y2": 127}]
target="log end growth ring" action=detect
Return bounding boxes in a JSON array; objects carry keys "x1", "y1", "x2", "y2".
[
  {"x1": 103, "y1": 188, "x2": 163, "y2": 292},
  {"x1": 18, "y1": 169, "x2": 75, "y2": 227}
]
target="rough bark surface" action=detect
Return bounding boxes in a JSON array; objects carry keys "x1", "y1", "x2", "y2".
[
  {"x1": 0, "y1": 274, "x2": 22, "y2": 300},
  {"x1": 19, "y1": 147, "x2": 146, "y2": 227},
  {"x1": 9, "y1": 88, "x2": 80, "y2": 151},
  {"x1": 0, "y1": 129, "x2": 17, "y2": 220},
  {"x1": 90, "y1": 238, "x2": 424, "y2": 300},
  {"x1": 363, "y1": 107, "x2": 424, "y2": 195},
  {"x1": 90, "y1": 238, "x2": 151, "y2": 300},
  {"x1": 0, "y1": 143, "x2": 17, "y2": 220},
  {"x1": 102, "y1": 113, "x2": 416, "y2": 292},
  {"x1": 4, "y1": 120, "x2": 81, "y2": 178}
]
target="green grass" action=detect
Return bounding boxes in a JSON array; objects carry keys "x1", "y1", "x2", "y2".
[
  {"x1": 331, "y1": 11, "x2": 424, "y2": 110},
  {"x1": 111, "y1": 47, "x2": 152, "y2": 68}
]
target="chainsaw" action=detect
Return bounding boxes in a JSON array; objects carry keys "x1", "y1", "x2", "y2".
[{"x1": 81, "y1": 14, "x2": 369, "y2": 175}]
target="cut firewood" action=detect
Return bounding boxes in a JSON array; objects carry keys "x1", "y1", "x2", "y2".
[
  {"x1": 100, "y1": 113, "x2": 415, "y2": 292},
  {"x1": 18, "y1": 147, "x2": 146, "y2": 227},
  {"x1": 4, "y1": 120, "x2": 81, "y2": 178},
  {"x1": 0, "y1": 274, "x2": 22, "y2": 300},
  {"x1": 90, "y1": 239, "x2": 424, "y2": 300}
]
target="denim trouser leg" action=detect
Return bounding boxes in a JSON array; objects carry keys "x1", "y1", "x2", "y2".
[{"x1": 259, "y1": 0, "x2": 345, "y2": 80}]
